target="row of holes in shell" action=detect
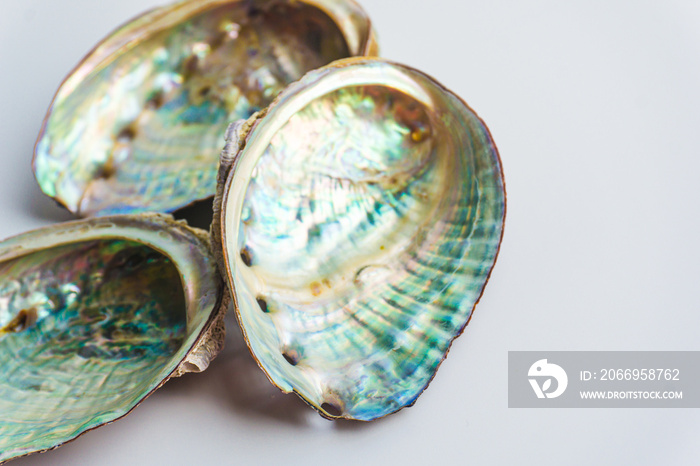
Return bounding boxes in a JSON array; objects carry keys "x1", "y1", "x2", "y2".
[{"x1": 239, "y1": 246, "x2": 344, "y2": 418}]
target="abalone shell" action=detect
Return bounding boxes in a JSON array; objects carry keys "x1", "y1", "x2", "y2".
[
  {"x1": 0, "y1": 214, "x2": 226, "y2": 462},
  {"x1": 34, "y1": 0, "x2": 377, "y2": 217},
  {"x1": 213, "y1": 58, "x2": 506, "y2": 421}
]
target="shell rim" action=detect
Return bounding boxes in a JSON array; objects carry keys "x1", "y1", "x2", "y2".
[{"x1": 217, "y1": 57, "x2": 507, "y2": 421}]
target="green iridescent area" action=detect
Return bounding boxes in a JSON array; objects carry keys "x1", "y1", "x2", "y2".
[
  {"x1": 34, "y1": 0, "x2": 360, "y2": 217},
  {"x1": 0, "y1": 239, "x2": 186, "y2": 462},
  {"x1": 221, "y1": 59, "x2": 505, "y2": 421}
]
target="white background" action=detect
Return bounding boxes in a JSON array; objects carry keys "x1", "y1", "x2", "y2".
[{"x1": 1, "y1": 0, "x2": 699, "y2": 464}]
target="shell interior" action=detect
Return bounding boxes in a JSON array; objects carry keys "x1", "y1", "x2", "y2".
[
  {"x1": 221, "y1": 59, "x2": 505, "y2": 421},
  {"x1": 0, "y1": 215, "x2": 221, "y2": 462},
  {"x1": 34, "y1": 0, "x2": 373, "y2": 216}
]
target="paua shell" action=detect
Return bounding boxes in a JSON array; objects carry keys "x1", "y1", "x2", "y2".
[
  {"x1": 33, "y1": 0, "x2": 377, "y2": 217},
  {"x1": 212, "y1": 58, "x2": 506, "y2": 421},
  {"x1": 0, "y1": 214, "x2": 226, "y2": 463}
]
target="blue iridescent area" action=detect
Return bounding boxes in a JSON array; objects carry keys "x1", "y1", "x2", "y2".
[{"x1": 0, "y1": 239, "x2": 186, "y2": 459}]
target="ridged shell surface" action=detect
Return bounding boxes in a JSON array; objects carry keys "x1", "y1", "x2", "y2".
[
  {"x1": 0, "y1": 215, "x2": 225, "y2": 463},
  {"x1": 216, "y1": 58, "x2": 505, "y2": 421},
  {"x1": 34, "y1": 0, "x2": 376, "y2": 217}
]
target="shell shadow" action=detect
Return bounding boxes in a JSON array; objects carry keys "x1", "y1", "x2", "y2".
[
  {"x1": 172, "y1": 197, "x2": 214, "y2": 230},
  {"x1": 21, "y1": 183, "x2": 76, "y2": 223},
  {"x1": 161, "y1": 312, "x2": 394, "y2": 430},
  {"x1": 160, "y1": 312, "x2": 314, "y2": 426},
  {"x1": 22, "y1": 182, "x2": 215, "y2": 227}
]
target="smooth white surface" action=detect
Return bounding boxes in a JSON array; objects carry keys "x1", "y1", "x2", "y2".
[{"x1": 1, "y1": 0, "x2": 699, "y2": 464}]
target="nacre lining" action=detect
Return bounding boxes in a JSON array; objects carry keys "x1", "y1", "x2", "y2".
[
  {"x1": 220, "y1": 59, "x2": 505, "y2": 421},
  {"x1": 0, "y1": 240, "x2": 184, "y2": 459},
  {"x1": 34, "y1": 0, "x2": 375, "y2": 217},
  {"x1": 0, "y1": 215, "x2": 223, "y2": 462}
]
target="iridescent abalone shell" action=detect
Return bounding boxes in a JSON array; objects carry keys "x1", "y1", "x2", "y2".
[
  {"x1": 0, "y1": 214, "x2": 225, "y2": 463},
  {"x1": 214, "y1": 58, "x2": 506, "y2": 421},
  {"x1": 34, "y1": 0, "x2": 376, "y2": 217}
]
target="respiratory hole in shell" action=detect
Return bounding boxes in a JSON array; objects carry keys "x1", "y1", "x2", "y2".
[
  {"x1": 321, "y1": 402, "x2": 343, "y2": 417},
  {"x1": 282, "y1": 350, "x2": 299, "y2": 366},
  {"x1": 240, "y1": 247, "x2": 253, "y2": 266},
  {"x1": 256, "y1": 297, "x2": 268, "y2": 313},
  {"x1": 116, "y1": 126, "x2": 136, "y2": 143},
  {"x1": 0, "y1": 308, "x2": 38, "y2": 335},
  {"x1": 145, "y1": 91, "x2": 165, "y2": 110}
]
